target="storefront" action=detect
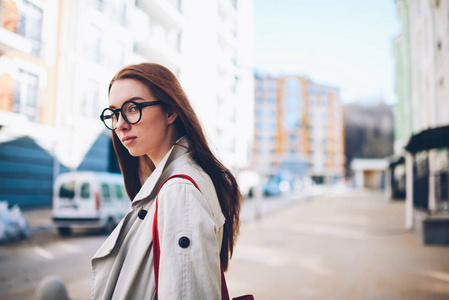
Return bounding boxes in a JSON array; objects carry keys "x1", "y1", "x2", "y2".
[{"x1": 404, "y1": 125, "x2": 449, "y2": 244}]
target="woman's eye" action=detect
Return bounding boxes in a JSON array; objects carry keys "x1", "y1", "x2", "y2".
[{"x1": 129, "y1": 105, "x2": 138, "y2": 112}]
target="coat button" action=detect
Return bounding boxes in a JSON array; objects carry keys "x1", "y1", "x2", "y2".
[
  {"x1": 138, "y1": 209, "x2": 147, "y2": 220},
  {"x1": 178, "y1": 236, "x2": 190, "y2": 248}
]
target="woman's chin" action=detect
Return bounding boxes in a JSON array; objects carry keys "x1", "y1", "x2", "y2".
[{"x1": 126, "y1": 148, "x2": 145, "y2": 157}]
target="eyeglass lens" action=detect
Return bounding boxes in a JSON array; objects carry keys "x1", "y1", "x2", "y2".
[{"x1": 101, "y1": 102, "x2": 142, "y2": 130}]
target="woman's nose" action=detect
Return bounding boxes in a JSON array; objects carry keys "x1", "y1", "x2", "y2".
[{"x1": 116, "y1": 113, "x2": 130, "y2": 131}]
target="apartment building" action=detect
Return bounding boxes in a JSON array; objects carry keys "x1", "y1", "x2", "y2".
[
  {"x1": 0, "y1": 0, "x2": 59, "y2": 124},
  {"x1": 253, "y1": 74, "x2": 345, "y2": 187},
  {"x1": 0, "y1": 0, "x2": 254, "y2": 207},
  {"x1": 0, "y1": 0, "x2": 61, "y2": 206},
  {"x1": 393, "y1": 0, "x2": 449, "y2": 233}
]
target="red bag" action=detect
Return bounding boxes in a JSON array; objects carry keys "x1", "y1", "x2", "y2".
[{"x1": 152, "y1": 174, "x2": 254, "y2": 300}]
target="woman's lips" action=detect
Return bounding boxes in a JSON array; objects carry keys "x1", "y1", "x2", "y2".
[{"x1": 122, "y1": 136, "x2": 137, "y2": 146}]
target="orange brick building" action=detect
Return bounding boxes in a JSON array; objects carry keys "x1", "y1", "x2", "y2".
[{"x1": 253, "y1": 74, "x2": 345, "y2": 186}]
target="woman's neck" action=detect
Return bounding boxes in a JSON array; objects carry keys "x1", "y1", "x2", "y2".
[{"x1": 148, "y1": 127, "x2": 181, "y2": 168}]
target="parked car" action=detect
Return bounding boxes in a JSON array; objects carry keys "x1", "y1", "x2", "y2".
[
  {"x1": 52, "y1": 171, "x2": 129, "y2": 236},
  {"x1": 263, "y1": 173, "x2": 297, "y2": 197}
]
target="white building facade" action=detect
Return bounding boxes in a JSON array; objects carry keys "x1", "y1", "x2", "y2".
[
  {"x1": 0, "y1": 0, "x2": 254, "y2": 207},
  {"x1": 56, "y1": 0, "x2": 254, "y2": 170}
]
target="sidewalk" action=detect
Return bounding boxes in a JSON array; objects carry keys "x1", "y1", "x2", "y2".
[
  {"x1": 240, "y1": 188, "x2": 309, "y2": 223},
  {"x1": 226, "y1": 188, "x2": 449, "y2": 300},
  {"x1": 22, "y1": 207, "x2": 55, "y2": 232}
]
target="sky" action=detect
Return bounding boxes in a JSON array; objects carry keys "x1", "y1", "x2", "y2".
[{"x1": 254, "y1": 0, "x2": 402, "y2": 104}]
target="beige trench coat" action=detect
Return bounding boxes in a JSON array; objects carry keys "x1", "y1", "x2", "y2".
[{"x1": 91, "y1": 137, "x2": 226, "y2": 299}]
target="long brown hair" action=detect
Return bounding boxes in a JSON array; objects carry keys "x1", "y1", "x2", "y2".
[{"x1": 109, "y1": 63, "x2": 241, "y2": 270}]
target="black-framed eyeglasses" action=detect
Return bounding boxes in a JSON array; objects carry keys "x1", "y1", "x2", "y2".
[{"x1": 100, "y1": 100, "x2": 163, "y2": 130}]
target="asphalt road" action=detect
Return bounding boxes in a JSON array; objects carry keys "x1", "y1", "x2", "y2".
[{"x1": 1, "y1": 188, "x2": 449, "y2": 300}]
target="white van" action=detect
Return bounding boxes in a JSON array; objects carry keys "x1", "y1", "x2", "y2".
[{"x1": 52, "y1": 171, "x2": 129, "y2": 236}]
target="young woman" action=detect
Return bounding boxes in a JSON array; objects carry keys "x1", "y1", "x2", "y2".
[{"x1": 92, "y1": 63, "x2": 242, "y2": 299}]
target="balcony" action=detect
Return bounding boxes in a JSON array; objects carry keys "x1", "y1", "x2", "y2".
[
  {"x1": 217, "y1": 48, "x2": 237, "y2": 76},
  {"x1": 0, "y1": 27, "x2": 32, "y2": 54},
  {"x1": 134, "y1": 37, "x2": 182, "y2": 72},
  {"x1": 0, "y1": 1, "x2": 42, "y2": 56},
  {"x1": 218, "y1": 0, "x2": 237, "y2": 21},
  {"x1": 131, "y1": 7, "x2": 182, "y2": 71},
  {"x1": 136, "y1": 0, "x2": 184, "y2": 31}
]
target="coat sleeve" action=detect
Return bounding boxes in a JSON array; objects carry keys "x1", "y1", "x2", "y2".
[{"x1": 157, "y1": 180, "x2": 222, "y2": 300}]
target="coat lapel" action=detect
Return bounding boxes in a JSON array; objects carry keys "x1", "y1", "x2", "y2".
[
  {"x1": 92, "y1": 136, "x2": 191, "y2": 260},
  {"x1": 92, "y1": 212, "x2": 132, "y2": 260}
]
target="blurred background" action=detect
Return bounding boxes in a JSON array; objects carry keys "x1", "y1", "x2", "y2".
[{"x1": 0, "y1": 0, "x2": 449, "y2": 299}]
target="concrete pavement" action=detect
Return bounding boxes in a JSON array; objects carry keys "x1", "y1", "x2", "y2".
[{"x1": 226, "y1": 188, "x2": 449, "y2": 300}]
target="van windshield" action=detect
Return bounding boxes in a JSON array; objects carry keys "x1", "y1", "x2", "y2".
[{"x1": 59, "y1": 182, "x2": 75, "y2": 199}]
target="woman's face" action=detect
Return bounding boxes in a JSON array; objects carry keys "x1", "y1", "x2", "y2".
[{"x1": 109, "y1": 79, "x2": 177, "y2": 165}]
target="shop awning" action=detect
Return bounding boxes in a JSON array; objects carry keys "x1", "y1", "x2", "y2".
[
  {"x1": 405, "y1": 125, "x2": 449, "y2": 154},
  {"x1": 388, "y1": 156, "x2": 405, "y2": 167}
]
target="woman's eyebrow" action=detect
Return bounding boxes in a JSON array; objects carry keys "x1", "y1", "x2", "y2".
[
  {"x1": 108, "y1": 97, "x2": 144, "y2": 108},
  {"x1": 126, "y1": 96, "x2": 145, "y2": 102}
]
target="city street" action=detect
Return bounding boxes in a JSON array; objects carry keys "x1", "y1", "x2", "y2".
[{"x1": 1, "y1": 188, "x2": 449, "y2": 299}]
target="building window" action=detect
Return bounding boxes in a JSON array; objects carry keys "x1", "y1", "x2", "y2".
[
  {"x1": 309, "y1": 96, "x2": 315, "y2": 106},
  {"x1": 111, "y1": 0, "x2": 127, "y2": 26},
  {"x1": 89, "y1": 0, "x2": 105, "y2": 11},
  {"x1": 85, "y1": 24, "x2": 102, "y2": 63},
  {"x1": 256, "y1": 122, "x2": 276, "y2": 130},
  {"x1": 167, "y1": 29, "x2": 181, "y2": 52},
  {"x1": 18, "y1": 0, "x2": 43, "y2": 56},
  {"x1": 81, "y1": 80, "x2": 99, "y2": 118},
  {"x1": 167, "y1": 0, "x2": 183, "y2": 12},
  {"x1": 231, "y1": 78, "x2": 237, "y2": 94},
  {"x1": 177, "y1": 31, "x2": 182, "y2": 52},
  {"x1": 14, "y1": 69, "x2": 40, "y2": 122},
  {"x1": 109, "y1": 40, "x2": 125, "y2": 69},
  {"x1": 321, "y1": 97, "x2": 327, "y2": 106},
  {"x1": 256, "y1": 109, "x2": 276, "y2": 118}
]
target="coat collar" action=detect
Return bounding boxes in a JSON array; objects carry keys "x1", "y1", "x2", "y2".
[{"x1": 131, "y1": 136, "x2": 191, "y2": 207}]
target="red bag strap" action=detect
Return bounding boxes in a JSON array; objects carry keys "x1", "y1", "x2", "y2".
[{"x1": 152, "y1": 174, "x2": 231, "y2": 300}]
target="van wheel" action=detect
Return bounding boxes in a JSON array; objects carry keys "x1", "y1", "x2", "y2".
[
  {"x1": 58, "y1": 227, "x2": 72, "y2": 236},
  {"x1": 104, "y1": 219, "x2": 116, "y2": 234}
]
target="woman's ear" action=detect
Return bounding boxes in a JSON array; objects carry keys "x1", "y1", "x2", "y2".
[{"x1": 167, "y1": 111, "x2": 178, "y2": 125}]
